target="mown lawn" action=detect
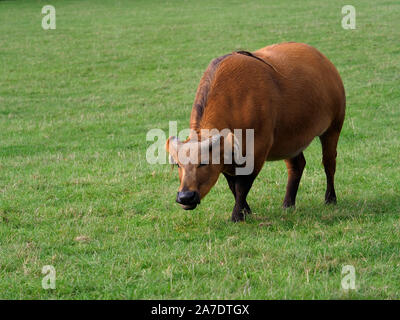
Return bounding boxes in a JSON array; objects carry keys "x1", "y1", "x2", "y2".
[{"x1": 0, "y1": 0, "x2": 399, "y2": 299}]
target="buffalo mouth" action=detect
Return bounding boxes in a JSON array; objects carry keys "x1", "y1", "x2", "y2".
[{"x1": 180, "y1": 203, "x2": 198, "y2": 210}]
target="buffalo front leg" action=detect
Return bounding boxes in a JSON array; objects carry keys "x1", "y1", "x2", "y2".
[
  {"x1": 223, "y1": 173, "x2": 251, "y2": 214},
  {"x1": 231, "y1": 174, "x2": 256, "y2": 222},
  {"x1": 283, "y1": 152, "x2": 306, "y2": 208}
]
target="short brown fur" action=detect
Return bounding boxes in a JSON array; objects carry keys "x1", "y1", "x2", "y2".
[{"x1": 167, "y1": 42, "x2": 346, "y2": 221}]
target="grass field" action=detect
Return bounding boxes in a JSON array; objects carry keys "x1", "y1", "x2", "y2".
[{"x1": 0, "y1": 0, "x2": 399, "y2": 299}]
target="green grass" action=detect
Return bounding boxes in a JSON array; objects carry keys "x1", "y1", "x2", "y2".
[{"x1": 0, "y1": 0, "x2": 399, "y2": 299}]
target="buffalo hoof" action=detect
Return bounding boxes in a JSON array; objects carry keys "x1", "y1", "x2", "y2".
[
  {"x1": 282, "y1": 201, "x2": 296, "y2": 209},
  {"x1": 325, "y1": 197, "x2": 337, "y2": 205},
  {"x1": 231, "y1": 209, "x2": 247, "y2": 222},
  {"x1": 243, "y1": 205, "x2": 252, "y2": 215},
  {"x1": 231, "y1": 215, "x2": 245, "y2": 222}
]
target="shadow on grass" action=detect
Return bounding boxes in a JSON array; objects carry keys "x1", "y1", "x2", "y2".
[{"x1": 244, "y1": 192, "x2": 400, "y2": 229}]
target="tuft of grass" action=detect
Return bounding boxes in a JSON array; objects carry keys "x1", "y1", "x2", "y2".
[{"x1": 0, "y1": 0, "x2": 399, "y2": 299}]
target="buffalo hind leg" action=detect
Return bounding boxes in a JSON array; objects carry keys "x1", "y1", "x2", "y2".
[
  {"x1": 320, "y1": 128, "x2": 341, "y2": 204},
  {"x1": 283, "y1": 152, "x2": 306, "y2": 208},
  {"x1": 223, "y1": 173, "x2": 251, "y2": 214},
  {"x1": 230, "y1": 174, "x2": 256, "y2": 222}
]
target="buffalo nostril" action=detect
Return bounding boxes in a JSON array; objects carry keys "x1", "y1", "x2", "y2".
[{"x1": 176, "y1": 191, "x2": 197, "y2": 204}]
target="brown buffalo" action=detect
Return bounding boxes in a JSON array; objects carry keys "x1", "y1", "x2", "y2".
[{"x1": 166, "y1": 42, "x2": 346, "y2": 222}]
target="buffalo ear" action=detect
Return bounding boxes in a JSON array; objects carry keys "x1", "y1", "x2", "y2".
[
  {"x1": 224, "y1": 131, "x2": 240, "y2": 158},
  {"x1": 165, "y1": 136, "x2": 173, "y2": 153},
  {"x1": 168, "y1": 154, "x2": 177, "y2": 165},
  {"x1": 224, "y1": 131, "x2": 236, "y2": 149},
  {"x1": 166, "y1": 136, "x2": 178, "y2": 153},
  {"x1": 166, "y1": 136, "x2": 180, "y2": 164}
]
